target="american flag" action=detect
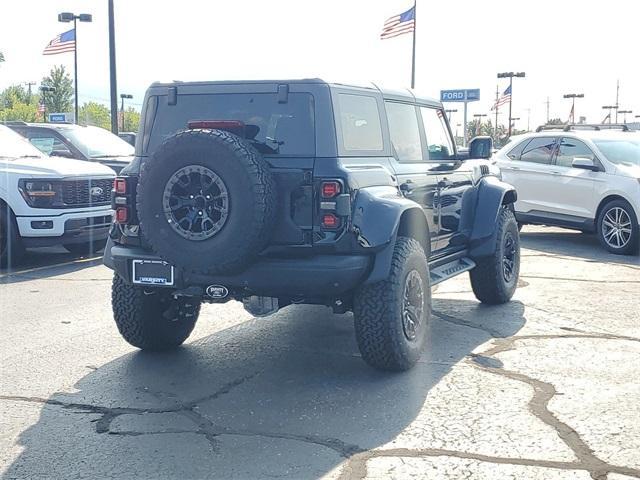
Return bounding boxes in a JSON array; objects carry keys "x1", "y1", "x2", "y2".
[
  {"x1": 380, "y1": 5, "x2": 415, "y2": 40},
  {"x1": 43, "y1": 29, "x2": 76, "y2": 55},
  {"x1": 491, "y1": 85, "x2": 511, "y2": 111}
]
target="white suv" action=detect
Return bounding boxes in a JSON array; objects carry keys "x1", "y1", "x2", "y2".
[
  {"x1": 494, "y1": 126, "x2": 640, "y2": 255},
  {"x1": 1, "y1": 125, "x2": 115, "y2": 266}
]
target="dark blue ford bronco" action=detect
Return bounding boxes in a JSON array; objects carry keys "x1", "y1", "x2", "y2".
[{"x1": 105, "y1": 79, "x2": 520, "y2": 371}]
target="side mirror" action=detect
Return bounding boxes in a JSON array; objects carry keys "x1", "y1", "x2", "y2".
[
  {"x1": 468, "y1": 136, "x2": 493, "y2": 159},
  {"x1": 572, "y1": 157, "x2": 599, "y2": 171},
  {"x1": 51, "y1": 150, "x2": 75, "y2": 159}
]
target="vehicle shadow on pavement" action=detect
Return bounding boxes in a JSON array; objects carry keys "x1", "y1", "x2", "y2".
[
  {"x1": 520, "y1": 228, "x2": 640, "y2": 266},
  {"x1": 0, "y1": 248, "x2": 103, "y2": 285},
  {"x1": 4, "y1": 299, "x2": 526, "y2": 479}
]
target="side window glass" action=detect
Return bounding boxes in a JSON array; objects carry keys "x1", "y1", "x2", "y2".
[
  {"x1": 385, "y1": 102, "x2": 422, "y2": 162},
  {"x1": 337, "y1": 94, "x2": 383, "y2": 152},
  {"x1": 420, "y1": 107, "x2": 454, "y2": 160},
  {"x1": 519, "y1": 137, "x2": 556, "y2": 165},
  {"x1": 28, "y1": 135, "x2": 69, "y2": 156},
  {"x1": 507, "y1": 140, "x2": 527, "y2": 160},
  {"x1": 556, "y1": 137, "x2": 595, "y2": 168}
]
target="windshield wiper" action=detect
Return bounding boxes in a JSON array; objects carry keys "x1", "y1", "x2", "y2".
[{"x1": 18, "y1": 155, "x2": 42, "y2": 158}]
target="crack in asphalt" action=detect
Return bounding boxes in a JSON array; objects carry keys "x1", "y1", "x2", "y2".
[
  {"x1": 466, "y1": 335, "x2": 640, "y2": 480},
  {"x1": 2, "y1": 311, "x2": 639, "y2": 479}
]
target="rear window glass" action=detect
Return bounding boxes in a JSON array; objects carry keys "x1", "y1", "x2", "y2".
[
  {"x1": 148, "y1": 93, "x2": 315, "y2": 156},
  {"x1": 337, "y1": 94, "x2": 384, "y2": 152}
]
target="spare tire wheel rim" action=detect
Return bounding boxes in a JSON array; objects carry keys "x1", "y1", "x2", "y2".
[
  {"x1": 162, "y1": 165, "x2": 229, "y2": 241},
  {"x1": 402, "y1": 269, "x2": 424, "y2": 341}
]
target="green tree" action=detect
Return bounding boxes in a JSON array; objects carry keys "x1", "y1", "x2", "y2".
[
  {"x1": 0, "y1": 85, "x2": 41, "y2": 122},
  {"x1": 0, "y1": 51, "x2": 4, "y2": 65},
  {"x1": 41, "y1": 65, "x2": 73, "y2": 114},
  {"x1": 122, "y1": 106, "x2": 140, "y2": 132},
  {"x1": 79, "y1": 102, "x2": 111, "y2": 129},
  {"x1": 0, "y1": 85, "x2": 30, "y2": 108}
]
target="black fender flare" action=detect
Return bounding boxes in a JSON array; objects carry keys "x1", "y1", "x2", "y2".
[
  {"x1": 352, "y1": 186, "x2": 430, "y2": 284},
  {"x1": 468, "y1": 175, "x2": 517, "y2": 258}
]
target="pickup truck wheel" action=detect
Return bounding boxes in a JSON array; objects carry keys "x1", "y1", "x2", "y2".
[
  {"x1": 111, "y1": 273, "x2": 201, "y2": 350},
  {"x1": 597, "y1": 200, "x2": 639, "y2": 255},
  {"x1": 0, "y1": 206, "x2": 24, "y2": 267},
  {"x1": 63, "y1": 239, "x2": 107, "y2": 255},
  {"x1": 354, "y1": 237, "x2": 431, "y2": 371},
  {"x1": 136, "y1": 129, "x2": 276, "y2": 275},
  {"x1": 469, "y1": 207, "x2": 520, "y2": 304}
]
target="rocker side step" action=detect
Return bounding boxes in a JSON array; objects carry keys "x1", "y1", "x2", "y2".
[{"x1": 429, "y1": 257, "x2": 476, "y2": 286}]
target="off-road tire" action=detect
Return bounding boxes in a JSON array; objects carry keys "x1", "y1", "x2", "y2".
[
  {"x1": 136, "y1": 129, "x2": 276, "y2": 275},
  {"x1": 0, "y1": 205, "x2": 24, "y2": 267},
  {"x1": 111, "y1": 273, "x2": 201, "y2": 350},
  {"x1": 469, "y1": 207, "x2": 520, "y2": 304},
  {"x1": 596, "y1": 199, "x2": 639, "y2": 255},
  {"x1": 63, "y1": 239, "x2": 107, "y2": 255},
  {"x1": 354, "y1": 237, "x2": 431, "y2": 371}
]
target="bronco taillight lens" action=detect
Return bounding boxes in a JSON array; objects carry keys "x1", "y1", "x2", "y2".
[
  {"x1": 114, "y1": 178, "x2": 127, "y2": 194},
  {"x1": 321, "y1": 181, "x2": 341, "y2": 198},
  {"x1": 115, "y1": 207, "x2": 129, "y2": 224},
  {"x1": 321, "y1": 213, "x2": 340, "y2": 229}
]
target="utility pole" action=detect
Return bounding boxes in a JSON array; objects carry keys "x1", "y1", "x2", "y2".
[
  {"x1": 563, "y1": 93, "x2": 584, "y2": 124},
  {"x1": 525, "y1": 108, "x2": 531, "y2": 131},
  {"x1": 602, "y1": 105, "x2": 617, "y2": 124},
  {"x1": 615, "y1": 79, "x2": 620, "y2": 123},
  {"x1": 24, "y1": 82, "x2": 36, "y2": 104},
  {"x1": 497, "y1": 71, "x2": 525, "y2": 138},
  {"x1": 120, "y1": 93, "x2": 132, "y2": 130},
  {"x1": 545, "y1": 97, "x2": 550, "y2": 123},
  {"x1": 492, "y1": 85, "x2": 500, "y2": 143}
]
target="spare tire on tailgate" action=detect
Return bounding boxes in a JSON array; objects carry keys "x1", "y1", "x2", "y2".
[{"x1": 137, "y1": 129, "x2": 276, "y2": 275}]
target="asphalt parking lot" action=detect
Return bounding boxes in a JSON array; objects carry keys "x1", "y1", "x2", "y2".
[{"x1": 1, "y1": 226, "x2": 639, "y2": 480}]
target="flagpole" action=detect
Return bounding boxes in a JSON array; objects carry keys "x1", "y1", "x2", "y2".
[
  {"x1": 73, "y1": 18, "x2": 78, "y2": 124},
  {"x1": 410, "y1": 0, "x2": 416, "y2": 89}
]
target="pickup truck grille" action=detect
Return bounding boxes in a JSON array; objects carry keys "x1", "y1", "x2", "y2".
[{"x1": 62, "y1": 178, "x2": 113, "y2": 207}]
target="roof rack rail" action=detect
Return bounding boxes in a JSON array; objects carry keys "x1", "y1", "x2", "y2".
[{"x1": 535, "y1": 123, "x2": 630, "y2": 133}]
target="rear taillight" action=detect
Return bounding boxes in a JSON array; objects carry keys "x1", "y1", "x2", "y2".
[
  {"x1": 321, "y1": 213, "x2": 340, "y2": 229},
  {"x1": 114, "y1": 177, "x2": 127, "y2": 194},
  {"x1": 115, "y1": 206, "x2": 129, "y2": 224},
  {"x1": 321, "y1": 181, "x2": 341, "y2": 198}
]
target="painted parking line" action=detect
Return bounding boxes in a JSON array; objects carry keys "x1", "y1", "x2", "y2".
[{"x1": 0, "y1": 256, "x2": 102, "y2": 279}]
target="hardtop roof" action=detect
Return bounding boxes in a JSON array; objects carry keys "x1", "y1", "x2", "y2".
[{"x1": 148, "y1": 78, "x2": 441, "y2": 107}]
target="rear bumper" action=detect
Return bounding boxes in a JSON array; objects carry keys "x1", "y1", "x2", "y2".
[{"x1": 104, "y1": 240, "x2": 372, "y2": 298}]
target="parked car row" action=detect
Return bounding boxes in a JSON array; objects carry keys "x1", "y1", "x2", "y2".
[{"x1": 0, "y1": 124, "x2": 117, "y2": 266}]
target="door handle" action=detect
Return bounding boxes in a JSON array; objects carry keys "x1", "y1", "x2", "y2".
[
  {"x1": 550, "y1": 171, "x2": 560, "y2": 175},
  {"x1": 509, "y1": 166, "x2": 521, "y2": 170}
]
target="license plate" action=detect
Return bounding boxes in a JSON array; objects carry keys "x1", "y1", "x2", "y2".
[{"x1": 132, "y1": 260, "x2": 174, "y2": 286}]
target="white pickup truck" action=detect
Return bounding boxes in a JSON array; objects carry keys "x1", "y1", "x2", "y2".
[{"x1": 0, "y1": 124, "x2": 115, "y2": 266}]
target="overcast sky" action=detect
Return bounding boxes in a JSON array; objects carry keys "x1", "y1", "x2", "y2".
[{"x1": 1, "y1": 0, "x2": 638, "y2": 129}]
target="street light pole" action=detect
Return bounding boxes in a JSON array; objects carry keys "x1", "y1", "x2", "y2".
[
  {"x1": 618, "y1": 110, "x2": 632, "y2": 124},
  {"x1": 108, "y1": 0, "x2": 118, "y2": 134},
  {"x1": 58, "y1": 12, "x2": 92, "y2": 124},
  {"x1": 120, "y1": 93, "x2": 132, "y2": 130},
  {"x1": 445, "y1": 109, "x2": 458, "y2": 123},
  {"x1": 497, "y1": 71, "x2": 525, "y2": 138},
  {"x1": 563, "y1": 93, "x2": 584, "y2": 124}
]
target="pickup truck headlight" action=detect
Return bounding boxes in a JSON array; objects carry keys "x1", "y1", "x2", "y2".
[{"x1": 18, "y1": 179, "x2": 64, "y2": 208}]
